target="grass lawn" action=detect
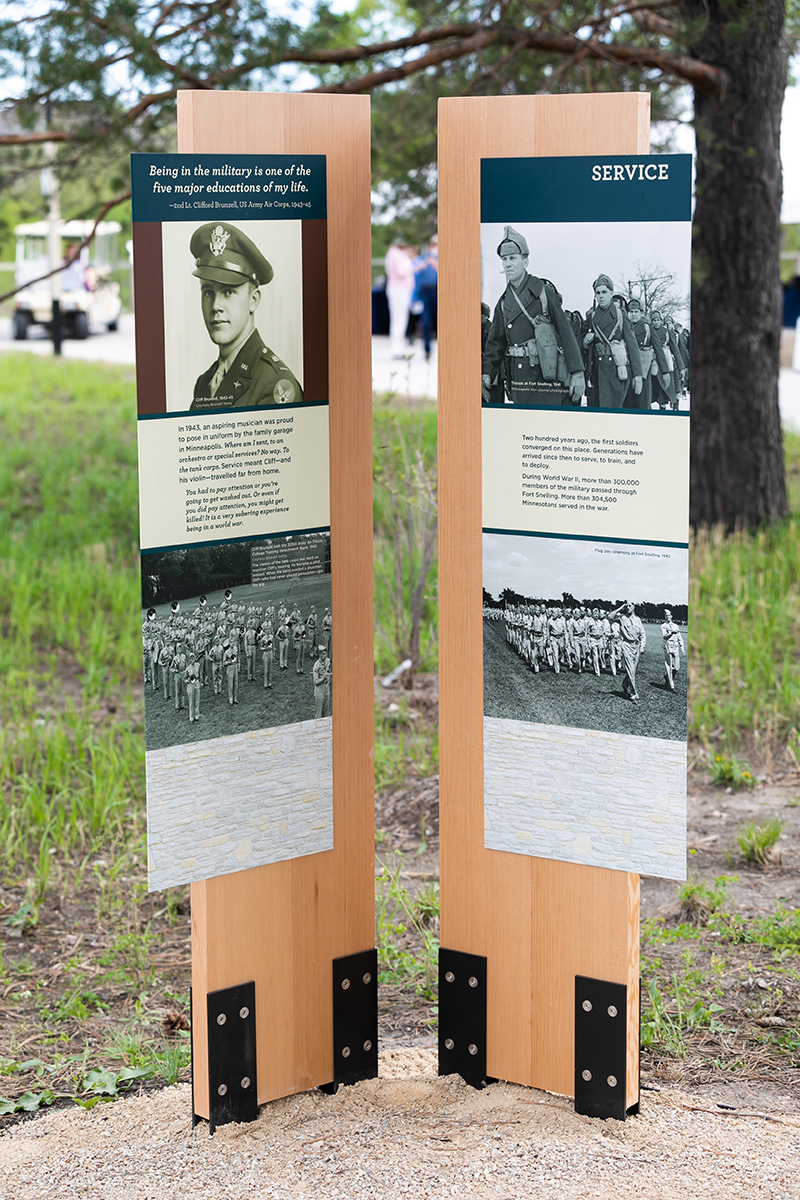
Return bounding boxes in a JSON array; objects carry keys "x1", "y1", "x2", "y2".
[{"x1": 0, "y1": 353, "x2": 797, "y2": 1114}]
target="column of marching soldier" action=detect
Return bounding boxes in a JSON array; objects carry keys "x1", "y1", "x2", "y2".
[
  {"x1": 484, "y1": 602, "x2": 685, "y2": 701},
  {"x1": 142, "y1": 591, "x2": 333, "y2": 725}
]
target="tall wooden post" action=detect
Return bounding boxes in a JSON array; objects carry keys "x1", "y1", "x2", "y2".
[
  {"x1": 177, "y1": 92, "x2": 374, "y2": 1117},
  {"x1": 438, "y1": 93, "x2": 650, "y2": 1111}
]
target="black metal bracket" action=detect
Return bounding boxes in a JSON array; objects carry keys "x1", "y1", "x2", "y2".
[
  {"x1": 200, "y1": 980, "x2": 258, "y2": 1134},
  {"x1": 574, "y1": 975, "x2": 637, "y2": 1121},
  {"x1": 438, "y1": 948, "x2": 489, "y2": 1090},
  {"x1": 327, "y1": 948, "x2": 378, "y2": 1090}
]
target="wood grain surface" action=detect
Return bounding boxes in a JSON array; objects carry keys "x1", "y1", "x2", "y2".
[
  {"x1": 178, "y1": 91, "x2": 374, "y2": 1116},
  {"x1": 438, "y1": 92, "x2": 650, "y2": 1109}
]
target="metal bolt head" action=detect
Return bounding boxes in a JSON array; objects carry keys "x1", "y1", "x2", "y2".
[
  {"x1": 362, "y1": 972, "x2": 372, "y2": 985},
  {"x1": 468, "y1": 976, "x2": 478, "y2": 989},
  {"x1": 240, "y1": 1076, "x2": 251, "y2": 1090},
  {"x1": 341, "y1": 978, "x2": 351, "y2": 990},
  {"x1": 217, "y1": 1083, "x2": 228, "y2": 1096},
  {"x1": 581, "y1": 1069, "x2": 592, "y2": 1082},
  {"x1": 342, "y1": 1045, "x2": 351, "y2": 1058},
  {"x1": 607, "y1": 1075, "x2": 618, "y2": 1088},
  {"x1": 444, "y1": 1038, "x2": 454, "y2": 1051},
  {"x1": 363, "y1": 1040, "x2": 372, "y2": 1052},
  {"x1": 216, "y1": 1013, "x2": 227, "y2": 1026},
  {"x1": 607, "y1": 1004, "x2": 618, "y2": 1018},
  {"x1": 468, "y1": 1044, "x2": 478, "y2": 1056},
  {"x1": 445, "y1": 971, "x2": 455, "y2": 983},
  {"x1": 239, "y1": 1006, "x2": 250, "y2": 1020},
  {"x1": 581, "y1": 1000, "x2": 592, "y2": 1013}
]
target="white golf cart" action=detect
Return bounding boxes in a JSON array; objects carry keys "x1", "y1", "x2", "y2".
[{"x1": 12, "y1": 220, "x2": 123, "y2": 340}]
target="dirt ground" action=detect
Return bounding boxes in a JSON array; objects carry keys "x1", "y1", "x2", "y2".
[
  {"x1": 374, "y1": 675, "x2": 800, "y2": 1116},
  {"x1": 3, "y1": 1052, "x2": 800, "y2": 1200}
]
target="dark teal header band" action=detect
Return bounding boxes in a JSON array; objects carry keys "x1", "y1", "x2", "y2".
[
  {"x1": 483, "y1": 527, "x2": 689, "y2": 550},
  {"x1": 481, "y1": 155, "x2": 692, "y2": 224},
  {"x1": 131, "y1": 154, "x2": 327, "y2": 222}
]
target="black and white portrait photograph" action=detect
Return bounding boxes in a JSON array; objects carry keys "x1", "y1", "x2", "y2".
[
  {"x1": 480, "y1": 220, "x2": 691, "y2": 412},
  {"x1": 141, "y1": 533, "x2": 332, "y2": 752},
  {"x1": 483, "y1": 531, "x2": 688, "y2": 741},
  {"x1": 161, "y1": 218, "x2": 305, "y2": 413}
]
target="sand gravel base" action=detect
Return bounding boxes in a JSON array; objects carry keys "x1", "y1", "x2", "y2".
[{"x1": 2, "y1": 1048, "x2": 799, "y2": 1200}]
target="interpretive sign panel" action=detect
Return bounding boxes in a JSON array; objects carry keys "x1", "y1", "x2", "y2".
[
  {"x1": 132, "y1": 153, "x2": 333, "y2": 890},
  {"x1": 480, "y1": 154, "x2": 691, "y2": 879}
]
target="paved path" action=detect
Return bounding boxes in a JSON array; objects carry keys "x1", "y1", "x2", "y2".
[
  {"x1": 2, "y1": 316, "x2": 799, "y2": 423},
  {"x1": 0, "y1": 317, "x2": 438, "y2": 399},
  {"x1": 0, "y1": 313, "x2": 138, "y2": 366}
]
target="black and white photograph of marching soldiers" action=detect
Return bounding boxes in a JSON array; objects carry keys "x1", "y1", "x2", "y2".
[
  {"x1": 483, "y1": 531, "x2": 688, "y2": 741},
  {"x1": 481, "y1": 220, "x2": 691, "y2": 412},
  {"x1": 141, "y1": 533, "x2": 332, "y2": 752}
]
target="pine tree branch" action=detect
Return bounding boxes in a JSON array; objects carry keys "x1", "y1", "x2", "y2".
[
  {"x1": 0, "y1": 10, "x2": 724, "y2": 147},
  {"x1": 307, "y1": 30, "x2": 497, "y2": 94}
]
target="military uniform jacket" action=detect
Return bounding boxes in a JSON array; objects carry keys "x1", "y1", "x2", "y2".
[
  {"x1": 191, "y1": 329, "x2": 303, "y2": 411},
  {"x1": 483, "y1": 275, "x2": 584, "y2": 381},
  {"x1": 651, "y1": 325, "x2": 682, "y2": 371},
  {"x1": 631, "y1": 320, "x2": 670, "y2": 374},
  {"x1": 583, "y1": 304, "x2": 643, "y2": 378},
  {"x1": 667, "y1": 329, "x2": 686, "y2": 372}
]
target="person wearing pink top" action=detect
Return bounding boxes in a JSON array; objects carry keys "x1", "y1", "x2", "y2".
[{"x1": 384, "y1": 238, "x2": 414, "y2": 358}]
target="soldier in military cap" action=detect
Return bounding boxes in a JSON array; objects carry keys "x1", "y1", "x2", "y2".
[
  {"x1": 649, "y1": 310, "x2": 681, "y2": 410},
  {"x1": 482, "y1": 226, "x2": 585, "y2": 406},
  {"x1": 626, "y1": 297, "x2": 672, "y2": 410},
  {"x1": 581, "y1": 275, "x2": 643, "y2": 409},
  {"x1": 189, "y1": 222, "x2": 303, "y2": 412}
]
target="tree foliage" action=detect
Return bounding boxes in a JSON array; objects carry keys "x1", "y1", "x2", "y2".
[
  {"x1": 1, "y1": 0, "x2": 797, "y2": 527},
  {"x1": 0, "y1": 1, "x2": 724, "y2": 225}
]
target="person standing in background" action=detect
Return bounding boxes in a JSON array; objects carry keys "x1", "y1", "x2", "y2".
[
  {"x1": 384, "y1": 238, "x2": 415, "y2": 359},
  {"x1": 661, "y1": 608, "x2": 685, "y2": 691},
  {"x1": 650, "y1": 311, "x2": 680, "y2": 410},
  {"x1": 664, "y1": 315, "x2": 687, "y2": 402},
  {"x1": 413, "y1": 239, "x2": 438, "y2": 361}
]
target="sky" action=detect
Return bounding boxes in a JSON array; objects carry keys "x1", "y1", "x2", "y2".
[
  {"x1": 781, "y1": 77, "x2": 800, "y2": 223},
  {"x1": 483, "y1": 533, "x2": 690, "y2": 607},
  {"x1": 664, "y1": 56, "x2": 800, "y2": 223}
]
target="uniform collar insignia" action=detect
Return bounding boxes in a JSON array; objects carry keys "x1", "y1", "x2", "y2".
[
  {"x1": 241, "y1": 361, "x2": 249, "y2": 371},
  {"x1": 210, "y1": 225, "x2": 229, "y2": 256},
  {"x1": 234, "y1": 379, "x2": 242, "y2": 388}
]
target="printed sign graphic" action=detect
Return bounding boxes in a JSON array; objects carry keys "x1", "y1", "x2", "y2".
[
  {"x1": 480, "y1": 155, "x2": 691, "y2": 880},
  {"x1": 132, "y1": 153, "x2": 333, "y2": 890}
]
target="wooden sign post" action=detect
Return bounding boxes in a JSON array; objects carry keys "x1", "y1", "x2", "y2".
[
  {"x1": 438, "y1": 93, "x2": 654, "y2": 1117},
  {"x1": 171, "y1": 92, "x2": 374, "y2": 1125}
]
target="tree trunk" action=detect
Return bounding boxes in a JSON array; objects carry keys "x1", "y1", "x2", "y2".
[{"x1": 684, "y1": 0, "x2": 788, "y2": 528}]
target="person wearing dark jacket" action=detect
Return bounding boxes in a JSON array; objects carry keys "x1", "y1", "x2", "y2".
[
  {"x1": 649, "y1": 311, "x2": 681, "y2": 410},
  {"x1": 482, "y1": 226, "x2": 584, "y2": 406},
  {"x1": 581, "y1": 275, "x2": 643, "y2": 409},
  {"x1": 626, "y1": 298, "x2": 671, "y2": 410},
  {"x1": 190, "y1": 222, "x2": 303, "y2": 411}
]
